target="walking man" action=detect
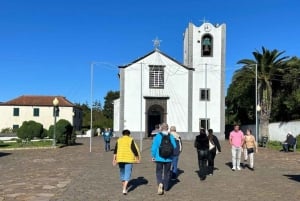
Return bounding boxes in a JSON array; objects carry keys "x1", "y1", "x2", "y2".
[
  {"x1": 229, "y1": 124, "x2": 244, "y2": 171},
  {"x1": 151, "y1": 123, "x2": 176, "y2": 195}
]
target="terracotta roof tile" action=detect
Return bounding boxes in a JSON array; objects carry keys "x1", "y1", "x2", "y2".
[{"x1": 1, "y1": 95, "x2": 74, "y2": 107}]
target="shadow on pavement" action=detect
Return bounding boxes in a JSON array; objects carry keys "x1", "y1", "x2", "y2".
[
  {"x1": 283, "y1": 174, "x2": 300, "y2": 182},
  {"x1": 128, "y1": 176, "x2": 148, "y2": 192},
  {"x1": 168, "y1": 168, "x2": 184, "y2": 190},
  {"x1": 0, "y1": 152, "x2": 11, "y2": 157}
]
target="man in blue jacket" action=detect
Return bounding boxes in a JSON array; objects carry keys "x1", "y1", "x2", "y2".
[{"x1": 151, "y1": 123, "x2": 176, "y2": 195}]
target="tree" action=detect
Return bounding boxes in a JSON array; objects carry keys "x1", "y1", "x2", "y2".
[
  {"x1": 103, "y1": 90, "x2": 119, "y2": 119},
  {"x1": 226, "y1": 69, "x2": 255, "y2": 125},
  {"x1": 272, "y1": 57, "x2": 300, "y2": 121},
  {"x1": 237, "y1": 47, "x2": 289, "y2": 137}
]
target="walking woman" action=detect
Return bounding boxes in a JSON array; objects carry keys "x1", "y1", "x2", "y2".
[
  {"x1": 194, "y1": 128, "x2": 209, "y2": 180},
  {"x1": 207, "y1": 129, "x2": 221, "y2": 175},
  {"x1": 112, "y1": 129, "x2": 140, "y2": 195},
  {"x1": 243, "y1": 128, "x2": 258, "y2": 170}
]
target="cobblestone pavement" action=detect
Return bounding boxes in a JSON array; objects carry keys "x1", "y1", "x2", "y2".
[{"x1": 0, "y1": 137, "x2": 299, "y2": 201}]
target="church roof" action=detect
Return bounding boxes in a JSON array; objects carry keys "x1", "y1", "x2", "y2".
[
  {"x1": 119, "y1": 49, "x2": 194, "y2": 71},
  {"x1": 0, "y1": 95, "x2": 75, "y2": 107}
]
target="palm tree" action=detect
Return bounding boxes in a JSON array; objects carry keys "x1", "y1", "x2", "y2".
[{"x1": 237, "y1": 47, "x2": 289, "y2": 138}]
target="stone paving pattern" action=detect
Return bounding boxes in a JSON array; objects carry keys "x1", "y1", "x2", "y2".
[{"x1": 0, "y1": 137, "x2": 299, "y2": 201}]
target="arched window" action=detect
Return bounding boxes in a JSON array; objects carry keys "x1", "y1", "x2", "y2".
[{"x1": 201, "y1": 35, "x2": 213, "y2": 57}]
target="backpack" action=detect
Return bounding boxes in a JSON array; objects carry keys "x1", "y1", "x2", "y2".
[{"x1": 159, "y1": 133, "x2": 174, "y2": 158}]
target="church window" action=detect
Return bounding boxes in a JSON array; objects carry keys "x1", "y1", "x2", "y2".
[
  {"x1": 149, "y1": 65, "x2": 165, "y2": 89},
  {"x1": 200, "y1": 89, "x2": 210, "y2": 101},
  {"x1": 199, "y1": 119, "x2": 210, "y2": 130},
  {"x1": 201, "y1": 35, "x2": 213, "y2": 56}
]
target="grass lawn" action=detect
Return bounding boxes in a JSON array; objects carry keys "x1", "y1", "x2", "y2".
[
  {"x1": 0, "y1": 140, "x2": 54, "y2": 149},
  {"x1": 266, "y1": 140, "x2": 299, "y2": 152}
]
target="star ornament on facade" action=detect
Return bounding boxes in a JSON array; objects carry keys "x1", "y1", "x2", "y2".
[{"x1": 152, "y1": 37, "x2": 162, "y2": 50}]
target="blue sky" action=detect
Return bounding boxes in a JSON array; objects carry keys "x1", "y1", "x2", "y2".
[{"x1": 1, "y1": 0, "x2": 299, "y2": 105}]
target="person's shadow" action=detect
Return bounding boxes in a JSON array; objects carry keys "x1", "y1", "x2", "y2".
[
  {"x1": 168, "y1": 168, "x2": 184, "y2": 190},
  {"x1": 127, "y1": 177, "x2": 148, "y2": 192}
]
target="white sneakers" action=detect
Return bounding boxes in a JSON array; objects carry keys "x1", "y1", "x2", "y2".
[
  {"x1": 157, "y1": 183, "x2": 164, "y2": 195},
  {"x1": 232, "y1": 167, "x2": 241, "y2": 171},
  {"x1": 122, "y1": 189, "x2": 127, "y2": 195}
]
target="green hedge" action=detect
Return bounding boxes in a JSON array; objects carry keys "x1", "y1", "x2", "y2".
[
  {"x1": 48, "y1": 119, "x2": 76, "y2": 145},
  {"x1": 17, "y1": 121, "x2": 44, "y2": 141}
]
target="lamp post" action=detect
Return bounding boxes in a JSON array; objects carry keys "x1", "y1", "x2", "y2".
[
  {"x1": 90, "y1": 62, "x2": 95, "y2": 153},
  {"x1": 52, "y1": 97, "x2": 59, "y2": 147},
  {"x1": 254, "y1": 63, "x2": 259, "y2": 144},
  {"x1": 245, "y1": 63, "x2": 259, "y2": 143}
]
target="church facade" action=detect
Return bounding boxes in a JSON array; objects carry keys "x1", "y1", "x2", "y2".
[{"x1": 113, "y1": 22, "x2": 226, "y2": 140}]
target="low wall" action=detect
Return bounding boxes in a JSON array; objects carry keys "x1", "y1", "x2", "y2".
[
  {"x1": 268, "y1": 121, "x2": 300, "y2": 141},
  {"x1": 242, "y1": 121, "x2": 300, "y2": 142}
]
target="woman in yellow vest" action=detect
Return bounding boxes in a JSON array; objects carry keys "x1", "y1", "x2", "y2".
[{"x1": 112, "y1": 129, "x2": 140, "y2": 195}]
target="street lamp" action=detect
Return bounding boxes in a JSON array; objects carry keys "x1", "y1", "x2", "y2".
[
  {"x1": 245, "y1": 63, "x2": 259, "y2": 144},
  {"x1": 53, "y1": 97, "x2": 59, "y2": 147},
  {"x1": 254, "y1": 63, "x2": 259, "y2": 144}
]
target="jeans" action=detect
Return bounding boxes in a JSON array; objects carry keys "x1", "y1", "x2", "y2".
[
  {"x1": 197, "y1": 149, "x2": 209, "y2": 179},
  {"x1": 231, "y1": 146, "x2": 242, "y2": 169},
  {"x1": 171, "y1": 155, "x2": 179, "y2": 175},
  {"x1": 104, "y1": 140, "x2": 110, "y2": 151},
  {"x1": 119, "y1": 163, "x2": 133, "y2": 181},
  {"x1": 156, "y1": 162, "x2": 172, "y2": 190}
]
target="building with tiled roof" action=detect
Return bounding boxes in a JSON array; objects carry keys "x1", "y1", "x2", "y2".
[{"x1": 0, "y1": 95, "x2": 82, "y2": 132}]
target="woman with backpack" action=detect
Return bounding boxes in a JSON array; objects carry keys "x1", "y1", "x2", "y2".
[{"x1": 151, "y1": 123, "x2": 177, "y2": 195}]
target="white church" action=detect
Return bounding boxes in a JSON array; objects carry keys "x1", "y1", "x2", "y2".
[{"x1": 113, "y1": 22, "x2": 226, "y2": 140}]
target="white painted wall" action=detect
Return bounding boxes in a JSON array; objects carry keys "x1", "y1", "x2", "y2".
[
  {"x1": 184, "y1": 22, "x2": 225, "y2": 133},
  {"x1": 242, "y1": 121, "x2": 300, "y2": 142},
  {"x1": 0, "y1": 105, "x2": 76, "y2": 130},
  {"x1": 113, "y1": 98, "x2": 120, "y2": 132},
  {"x1": 268, "y1": 121, "x2": 300, "y2": 141},
  {"x1": 121, "y1": 51, "x2": 189, "y2": 133}
]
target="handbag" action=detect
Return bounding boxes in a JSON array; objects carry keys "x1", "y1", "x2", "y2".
[
  {"x1": 247, "y1": 148, "x2": 254, "y2": 154},
  {"x1": 209, "y1": 140, "x2": 215, "y2": 150}
]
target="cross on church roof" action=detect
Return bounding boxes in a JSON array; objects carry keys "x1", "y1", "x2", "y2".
[
  {"x1": 200, "y1": 17, "x2": 209, "y2": 24},
  {"x1": 152, "y1": 37, "x2": 162, "y2": 50}
]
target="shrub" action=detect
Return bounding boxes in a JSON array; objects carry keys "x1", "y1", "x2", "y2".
[
  {"x1": 48, "y1": 119, "x2": 76, "y2": 145},
  {"x1": 40, "y1": 128, "x2": 48, "y2": 139},
  {"x1": 17, "y1": 121, "x2": 44, "y2": 141}
]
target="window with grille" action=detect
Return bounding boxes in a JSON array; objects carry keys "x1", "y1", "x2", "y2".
[{"x1": 149, "y1": 65, "x2": 165, "y2": 89}]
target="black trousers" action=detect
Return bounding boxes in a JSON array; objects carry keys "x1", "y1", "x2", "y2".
[
  {"x1": 197, "y1": 149, "x2": 209, "y2": 179},
  {"x1": 208, "y1": 148, "x2": 217, "y2": 174}
]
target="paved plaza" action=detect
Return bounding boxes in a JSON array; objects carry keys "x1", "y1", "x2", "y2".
[{"x1": 0, "y1": 136, "x2": 299, "y2": 201}]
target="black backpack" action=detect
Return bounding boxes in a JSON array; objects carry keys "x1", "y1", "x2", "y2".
[{"x1": 159, "y1": 133, "x2": 174, "y2": 158}]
